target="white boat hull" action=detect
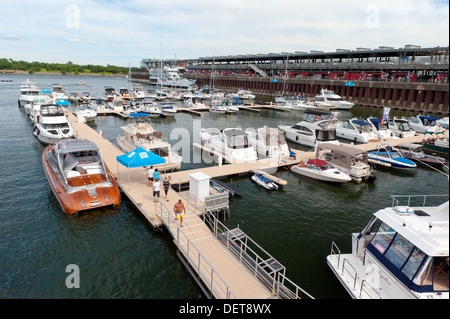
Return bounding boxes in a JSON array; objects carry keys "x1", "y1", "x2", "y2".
[{"x1": 290, "y1": 165, "x2": 351, "y2": 183}]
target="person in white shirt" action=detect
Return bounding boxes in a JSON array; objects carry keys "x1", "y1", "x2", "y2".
[
  {"x1": 147, "y1": 166, "x2": 155, "y2": 187},
  {"x1": 153, "y1": 178, "x2": 161, "y2": 202}
]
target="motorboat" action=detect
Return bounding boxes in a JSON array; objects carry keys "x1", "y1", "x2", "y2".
[
  {"x1": 367, "y1": 144, "x2": 417, "y2": 169},
  {"x1": 148, "y1": 65, "x2": 196, "y2": 89},
  {"x1": 336, "y1": 119, "x2": 380, "y2": 143},
  {"x1": 110, "y1": 96, "x2": 125, "y2": 111},
  {"x1": 234, "y1": 89, "x2": 255, "y2": 100},
  {"x1": 33, "y1": 104, "x2": 74, "y2": 144},
  {"x1": 200, "y1": 127, "x2": 258, "y2": 163},
  {"x1": 387, "y1": 118, "x2": 416, "y2": 138},
  {"x1": 51, "y1": 83, "x2": 68, "y2": 101},
  {"x1": 141, "y1": 99, "x2": 162, "y2": 117},
  {"x1": 437, "y1": 117, "x2": 449, "y2": 130},
  {"x1": 304, "y1": 99, "x2": 332, "y2": 110},
  {"x1": 327, "y1": 194, "x2": 449, "y2": 299},
  {"x1": 116, "y1": 113, "x2": 182, "y2": 171},
  {"x1": 68, "y1": 93, "x2": 80, "y2": 102},
  {"x1": 366, "y1": 117, "x2": 398, "y2": 140},
  {"x1": 184, "y1": 96, "x2": 206, "y2": 108},
  {"x1": 18, "y1": 80, "x2": 40, "y2": 113},
  {"x1": 395, "y1": 143, "x2": 448, "y2": 167},
  {"x1": 290, "y1": 158, "x2": 352, "y2": 183},
  {"x1": 420, "y1": 136, "x2": 449, "y2": 157},
  {"x1": 75, "y1": 102, "x2": 97, "y2": 122},
  {"x1": 245, "y1": 126, "x2": 290, "y2": 159},
  {"x1": 316, "y1": 143, "x2": 376, "y2": 183},
  {"x1": 29, "y1": 95, "x2": 53, "y2": 123},
  {"x1": 42, "y1": 139, "x2": 121, "y2": 215},
  {"x1": 251, "y1": 173, "x2": 279, "y2": 190},
  {"x1": 408, "y1": 115, "x2": 442, "y2": 134},
  {"x1": 160, "y1": 103, "x2": 177, "y2": 116},
  {"x1": 80, "y1": 92, "x2": 91, "y2": 102},
  {"x1": 104, "y1": 86, "x2": 118, "y2": 101},
  {"x1": 314, "y1": 89, "x2": 354, "y2": 110},
  {"x1": 119, "y1": 87, "x2": 131, "y2": 99},
  {"x1": 278, "y1": 109, "x2": 339, "y2": 148},
  {"x1": 209, "y1": 99, "x2": 228, "y2": 114},
  {"x1": 275, "y1": 95, "x2": 310, "y2": 110},
  {"x1": 131, "y1": 84, "x2": 147, "y2": 99}
]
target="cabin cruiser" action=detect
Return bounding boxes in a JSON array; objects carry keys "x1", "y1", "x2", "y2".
[
  {"x1": 316, "y1": 143, "x2": 376, "y2": 183},
  {"x1": 368, "y1": 144, "x2": 417, "y2": 169},
  {"x1": 209, "y1": 99, "x2": 228, "y2": 114},
  {"x1": 366, "y1": 117, "x2": 398, "y2": 140},
  {"x1": 245, "y1": 126, "x2": 290, "y2": 159},
  {"x1": 33, "y1": 104, "x2": 74, "y2": 144},
  {"x1": 327, "y1": 194, "x2": 449, "y2": 299},
  {"x1": 395, "y1": 143, "x2": 448, "y2": 167},
  {"x1": 51, "y1": 83, "x2": 68, "y2": 101},
  {"x1": 160, "y1": 103, "x2": 177, "y2": 116},
  {"x1": 75, "y1": 102, "x2": 97, "y2": 122},
  {"x1": 336, "y1": 119, "x2": 380, "y2": 143},
  {"x1": 420, "y1": 136, "x2": 449, "y2": 157},
  {"x1": 290, "y1": 158, "x2": 352, "y2": 183},
  {"x1": 229, "y1": 89, "x2": 255, "y2": 100},
  {"x1": 141, "y1": 99, "x2": 162, "y2": 117},
  {"x1": 80, "y1": 92, "x2": 91, "y2": 102},
  {"x1": 184, "y1": 96, "x2": 206, "y2": 108},
  {"x1": 119, "y1": 87, "x2": 131, "y2": 99},
  {"x1": 314, "y1": 89, "x2": 354, "y2": 110},
  {"x1": 387, "y1": 118, "x2": 416, "y2": 138},
  {"x1": 278, "y1": 109, "x2": 339, "y2": 148},
  {"x1": 200, "y1": 127, "x2": 258, "y2": 163},
  {"x1": 148, "y1": 66, "x2": 196, "y2": 89},
  {"x1": 42, "y1": 139, "x2": 121, "y2": 215},
  {"x1": 131, "y1": 84, "x2": 147, "y2": 99},
  {"x1": 275, "y1": 95, "x2": 310, "y2": 110},
  {"x1": 18, "y1": 80, "x2": 40, "y2": 113},
  {"x1": 116, "y1": 113, "x2": 182, "y2": 171},
  {"x1": 29, "y1": 95, "x2": 53, "y2": 123},
  {"x1": 104, "y1": 86, "x2": 118, "y2": 101},
  {"x1": 68, "y1": 93, "x2": 80, "y2": 102},
  {"x1": 437, "y1": 117, "x2": 449, "y2": 130},
  {"x1": 408, "y1": 115, "x2": 442, "y2": 134}
]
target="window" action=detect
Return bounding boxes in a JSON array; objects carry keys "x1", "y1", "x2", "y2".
[
  {"x1": 402, "y1": 247, "x2": 426, "y2": 280},
  {"x1": 384, "y1": 232, "x2": 414, "y2": 270},
  {"x1": 369, "y1": 222, "x2": 395, "y2": 254}
]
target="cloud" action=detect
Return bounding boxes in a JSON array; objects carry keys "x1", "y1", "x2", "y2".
[
  {"x1": 0, "y1": 34, "x2": 27, "y2": 41},
  {"x1": 67, "y1": 38, "x2": 81, "y2": 42}
]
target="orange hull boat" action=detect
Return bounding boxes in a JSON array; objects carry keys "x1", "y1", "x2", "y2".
[{"x1": 42, "y1": 139, "x2": 121, "y2": 215}]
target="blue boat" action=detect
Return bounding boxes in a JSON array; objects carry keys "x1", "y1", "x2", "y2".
[
  {"x1": 368, "y1": 145, "x2": 417, "y2": 169},
  {"x1": 251, "y1": 173, "x2": 279, "y2": 190}
]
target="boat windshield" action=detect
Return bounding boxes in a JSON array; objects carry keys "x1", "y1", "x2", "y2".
[
  {"x1": 224, "y1": 130, "x2": 249, "y2": 149},
  {"x1": 302, "y1": 112, "x2": 334, "y2": 122},
  {"x1": 316, "y1": 130, "x2": 336, "y2": 141}
]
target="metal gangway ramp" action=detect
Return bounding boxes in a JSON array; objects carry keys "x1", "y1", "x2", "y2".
[{"x1": 153, "y1": 192, "x2": 314, "y2": 299}]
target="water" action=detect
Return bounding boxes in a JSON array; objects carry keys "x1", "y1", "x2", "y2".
[{"x1": 0, "y1": 74, "x2": 448, "y2": 299}]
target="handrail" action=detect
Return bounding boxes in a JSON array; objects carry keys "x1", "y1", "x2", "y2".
[
  {"x1": 154, "y1": 199, "x2": 237, "y2": 299},
  {"x1": 390, "y1": 194, "x2": 448, "y2": 208},
  {"x1": 177, "y1": 190, "x2": 313, "y2": 299},
  {"x1": 359, "y1": 279, "x2": 382, "y2": 299}
]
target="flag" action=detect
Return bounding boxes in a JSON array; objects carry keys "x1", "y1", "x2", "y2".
[{"x1": 381, "y1": 107, "x2": 390, "y2": 125}]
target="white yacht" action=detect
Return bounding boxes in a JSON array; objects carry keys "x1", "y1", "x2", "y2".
[
  {"x1": 184, "y1": 95, "x2": 206, "y2": 108},
  {"x1": 104, "y1": 86, "x2": 118, "y2": 101},
  {"x1": 30, "y1": 95, "x2": 53, "y2": 123},
  {"x1": 75, "y1": 102, "x2": 97, "y2": 122},
  {"x1": 51, "y1": 83, "x2": 68, "y2": 101},
  {"x1": 245, "y1": 126, "x2": 290, "y2": 159},
  {"x1": 119, "y1": 87, "x2": 131, "y2": 99},
  {"x1": 131, "y1": 84, "x2": 147, "y2": 99},
  {"x1": 314, "y1": 89, "x2": 354, "y2": 110},
  {"x1": 33, "y1": 104, "x2": 74, "y2": 144},
  {"x1": 387, "y1": 118, "x2": 416, "y2": 138},
  {"x1": 366, "y1": 117, "x2": 398, "y2": 140},
  {"x1": 278, "y1": 109, "x2": 340, "y2": 148},
  {"x1": 408, "y1": 115, "x2": 442, "y2": 134},
  {"x1": 18, "y1": 79, "x2": 40, "y2": 113},
  {"x1": 148, "y1": 66, "x2": 196, "y2": 89},
  {"x1": 141, "y1": 99, "x2": 162, "y2": 117},
  {"x1": 200, "y1": 128, "x2": 258, "y2": 163},
  {"x1": 327, "y1": 194, "x2": 449, "y2": 299},
  {"x1": 230, "y1": 89, "x2": 255, "y2": 100},
  {"x1": 336, "y1": 119, "x2": 380, "y2": 143},
  {"x1": 209, "y1": 99, "x2": 228, "y2": 114},
  {"x1": 116, "y1": 114, "x2": 182, "y2": 171},
  {"x1": 275, "y1": 95, "x2": 310, "y2": 110}
]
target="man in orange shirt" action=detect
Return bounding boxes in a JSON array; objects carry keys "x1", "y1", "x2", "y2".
[{"x1": 173, "y1": 199, "x2": 185, "y2": 227}]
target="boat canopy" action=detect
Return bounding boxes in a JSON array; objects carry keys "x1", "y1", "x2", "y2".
[
  {"x1": 129, "y1": 112, "x2": 150, "y2": 118},
  {"x1": 397, "y1": 143, "x2": 423, "y2": 150},
  {"x1": 56, "y1": 139, "x2": 99, "y2": 154},
  {"x1": 117, "y1": 147, "x2": 165, "y2": 168},
  {"x1": 316, "y1": 143, "x2": 368, "y2": 169},
  {"x1": 307, "y1": 159, "x2": 329, "y2": 166},
  {"x1": 350, "y1": 119, "x2": 370, "y2": 126}
]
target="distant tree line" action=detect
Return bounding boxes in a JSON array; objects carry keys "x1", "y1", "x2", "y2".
[{"x1": 0, "y1": 58, "x2": 143, "y2": 75}]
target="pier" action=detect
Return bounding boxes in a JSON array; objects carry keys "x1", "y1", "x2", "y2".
[{"x1": 67, "y1": 111, "x2": 313, "y2": 299}]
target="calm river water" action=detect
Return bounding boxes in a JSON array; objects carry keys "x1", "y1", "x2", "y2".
[{"x1": 0, "y1": 74, "x2": 448, "y2": 299}]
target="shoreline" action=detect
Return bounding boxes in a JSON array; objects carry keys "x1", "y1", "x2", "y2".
[{"x1": 0, "y1": 70, "x2": 127, "y2": 77}]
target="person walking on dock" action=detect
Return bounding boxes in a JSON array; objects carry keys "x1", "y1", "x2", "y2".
[
  {"x1": 147, "y1": 166, "x2": 155, "y2": 187},
  {"x1": 163, "y1": 177, "x2": 171, "y2": 201},
  {"x1": 174, "y1": 199, "x2": 185, "y2": 227},
  {"x1": 153, "y1": 178, "x2": 161, "y2": 202}
]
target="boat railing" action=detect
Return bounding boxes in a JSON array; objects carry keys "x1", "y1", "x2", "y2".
[
  {"x1": 153, "y1": 199, "x2": 237, "y2": 299},
  {"x1": 177, "y1": 190, "x2": 313, "y2": 299},
  {"x1": 359, "y1": 279, "x2": 382, "y2": 299},
  {"x1": 391, "y1": 194, "x2": 449, "y2": 208}
]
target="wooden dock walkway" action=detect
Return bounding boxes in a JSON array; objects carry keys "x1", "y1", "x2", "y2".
[{"x1": 65, "y1": 112, "x2": 308, "y2": 299}]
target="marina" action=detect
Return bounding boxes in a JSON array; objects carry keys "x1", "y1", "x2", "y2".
[{"x1": 1, "y1": 74, "x2": 448, "y2": 300}]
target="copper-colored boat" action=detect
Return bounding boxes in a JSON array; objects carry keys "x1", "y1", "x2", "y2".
[{"x1": 42, "y1": 139, "x2": 121, "y2": 215}]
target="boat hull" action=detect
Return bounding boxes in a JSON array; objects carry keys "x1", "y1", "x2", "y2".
[
  {"x1": 42, "y1": 144, "x2": 121, "y2": 215},
  {"x1": 290, "y1": 165, "x2": 351, "y2": 183}
]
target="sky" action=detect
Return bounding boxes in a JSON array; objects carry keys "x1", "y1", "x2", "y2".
[{"x1": 1, "y1": 0, "x2": 448, "y2": 67}]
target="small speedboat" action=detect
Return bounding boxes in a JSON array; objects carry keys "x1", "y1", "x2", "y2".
[
  {"x1": 290, "y1": 159, "x2": 352, "y2": 183},
  {"x1": 160, "y1": 103, "x2": 177, "y2": 116},
  {"x1": 251, "y1": 173, "x2": 279, "y2": 190},
  {"x1": 395, "y1": 143, "x2": 448, "y2": 167},
  {"x1": 368, "y1": 145, "x2": 417, "y2": 169},
  {"x1": 42, "y1": 139, "x2": 121, "y2": 215}
]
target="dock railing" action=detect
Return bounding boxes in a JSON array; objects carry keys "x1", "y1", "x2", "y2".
[
  {"x1": 154, "y1": 199, "x2": 237, "y2": 299},
  {"x1": 178, "y1": 191, "x2": 314, "y2": 299},
  {"x1": 391, "y1": 194, "x2": 449, "y2": 209}
]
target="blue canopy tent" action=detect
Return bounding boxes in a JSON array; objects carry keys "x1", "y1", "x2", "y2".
[
  {"x1": 116, "y1": 147, "x2": 165, "y2": 189},
  {"x1": 129, "y1": 112, "x2": 149, "y2": 118},
  {"x1": 55, "y1": 98, "x2": 71, "y2": 106},
  {"x1": 41, "y1": 89, "x2": 52, "y2": 94}
]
